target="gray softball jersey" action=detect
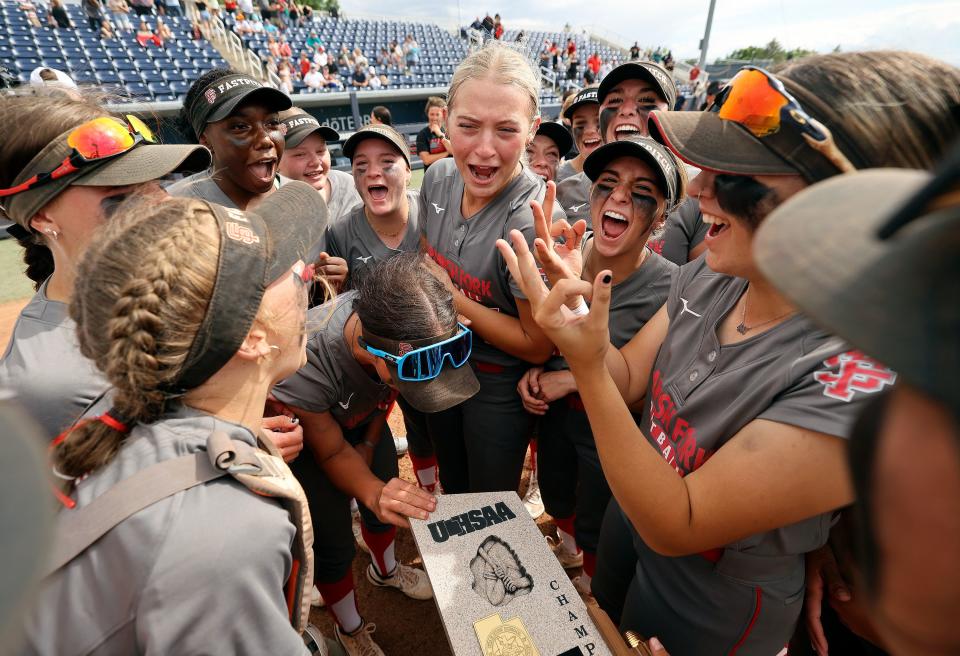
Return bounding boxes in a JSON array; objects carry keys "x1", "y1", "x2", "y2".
[
  {"x1": 166, "y1": 170, "x2": 242, "y2": 208},
  {"x1": 419, "y1": 158, "x2": 566, "y2": 367},
  {"x1": 649, "y1": 196, "x2": 708, "y2": 266},
  {"x1": 324, "y1": 190, "x2": 421, "y2": 288},
  {"x1": 555, "y1": 159, "x2": 578, "y2": 183},
  {"x1": 625, "y1": 255, "x2": 896, "y2": 653},
  {"x1": 555, "y1": 170, "x2": 592, "y2": 227},
  {"x1": 272, "y1": 292, "x2": 392, "y2": 430},
  {"x1": 326, "y1": 169, "x2": 362, "y2": 224},
  {"x1": 547, "y1": 247, "x2": 675, "y2": 372},
  {"x1": 0, "y1": 282, "x2": 107, "y2": 438},
  {"x1": 20, "y1": 404, "x2": 308, "y2": 655}
]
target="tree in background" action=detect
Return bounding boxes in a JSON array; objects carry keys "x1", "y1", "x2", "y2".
[{"x1": 728, "y1": 39, "x2": 817, "y2": 63}]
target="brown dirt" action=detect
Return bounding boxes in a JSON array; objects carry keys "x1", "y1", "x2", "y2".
[{"x1": 0, "y1": 297, "x2": 567, "y2": 653}]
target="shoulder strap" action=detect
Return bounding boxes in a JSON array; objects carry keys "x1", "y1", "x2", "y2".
[{"x1": 45, "y1": 451, "x2": 226, "y2": 577}]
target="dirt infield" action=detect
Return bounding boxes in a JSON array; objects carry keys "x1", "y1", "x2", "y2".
[{"x1": 1, "y1": 297, "x2": 562, "y2": 654}]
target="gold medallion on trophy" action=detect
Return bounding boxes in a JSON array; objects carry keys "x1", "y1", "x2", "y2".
[{"x1": 473, "y1": 613, "x2": 540, "y2": 656}]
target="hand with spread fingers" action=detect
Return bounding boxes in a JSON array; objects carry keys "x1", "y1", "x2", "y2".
[
  {"x1": 529, "y1": 180, "x2": 587, "y2": 287},
  {"x1": 496, "y1": 229, "x2": 611, "y2": 371},
  {"x1": 374, "y1": 477, "x2": 437, "y2": 528}
]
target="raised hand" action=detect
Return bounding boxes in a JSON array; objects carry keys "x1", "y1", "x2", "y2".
[
  {"x1": 529, "y1": 180, "x2": 587, "y2": 287},
  {"x1": 496, "y1": 229, "x2": 611, "y2": 370}
]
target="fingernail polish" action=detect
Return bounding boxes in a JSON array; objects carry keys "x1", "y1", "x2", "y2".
[
  {"x1": 649, "y1": 637, "x2": 663, "y2": 650},
  {"x1": 602, "y1": 274, "x2": 612, "y2": 284}
]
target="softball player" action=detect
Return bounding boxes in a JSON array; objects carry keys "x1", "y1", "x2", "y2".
[
  {"x1": 526, "y1": 121, "x2": 573, "y2": 183},
  {"x1": 498, "y1": 53, "x2": 960, "y2": 653},
  {"x1": 272, "y1": 254, "x2": 478, "y2": 656},
  {"x1": 518, "y1": 136, "x2": 682, "y2": 596},
  {"x1": 556, "y1": 61, "x2": 675, "y2": 227},
  {"x1": 0, "y1": 93, "x2": 209, "y2": 439},
  {"x1": 326, "y1": 124, "x2": 439, "y2": 493},
  {"x1": 23, "y1": 183, "x2": 327, "y2": 655},
  {"x1": 555, "y1": 86, "x2": 600, "y2": 183},
  {"x1": 168, "y1": 68, "x2": 291, "y2": 210},
  {"x1": 419, "y1": 42, "x2": 566, "y2": 494}
]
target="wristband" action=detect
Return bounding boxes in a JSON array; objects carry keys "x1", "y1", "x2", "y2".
[{"x1": 569, "y1": 298, "x2": 589, "y2": 316}]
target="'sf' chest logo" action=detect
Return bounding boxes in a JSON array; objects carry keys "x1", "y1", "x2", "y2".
[{"x1": 814, "y1": 350, "x2": 896, "y2": 402}]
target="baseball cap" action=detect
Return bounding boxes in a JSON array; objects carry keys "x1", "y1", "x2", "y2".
[
  {"x1": 170, "y1": 180, "x2": 328, "y2": 392},
  {"x1": 361, "y1": 326, "x2": 480, "y2": 413},
  {"x1": 342, "y1": 124, "x2": 411, "y2": 166},
  {"x1": 2, "y1": 117, "x2": 210, "y2": 228},
  {"x1": 563, "y1": 86, "x2": 598, "y2": 120},
  {"x1": 535, "y1": 121, "x2": 573, "y2": 159},
  {"x1": 279, "y1": 107, "x2": 340, "y2": 148},
  {"x1": 187, "y1": 73, "x2": 292, "y2": 140},
  {"x1": 583, "y1": 135, "x2": 683, "y2": 210},
  {"x1": 753, "y1": 150, "x2": 960, "y2": 412},
  {"x1": 29, "y1": 67, "x2": 77, "y2": 90},
  {"x1": 598, "y1": 61, "x2": 677, "y2": 109}
]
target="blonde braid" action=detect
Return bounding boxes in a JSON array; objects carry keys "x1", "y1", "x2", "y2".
[{"x1": 59, "y1": 199, "x2": 219, "y2": 477}]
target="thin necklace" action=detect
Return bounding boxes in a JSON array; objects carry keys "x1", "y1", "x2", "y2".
[{"x1": 736, "y1": 287, "x2": 795, "y2": 335}]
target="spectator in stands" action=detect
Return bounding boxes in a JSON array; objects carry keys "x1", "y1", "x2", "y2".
[
  {"x1": 278, "y1": 59, "x2": 294, "y2": 94},
  {"x1": 416, "y1": 96, "x2": 450, "y2": 169},
  {"x1": 100, "y1": 16, "x2": 115, "y2": 38},
  {"x1": 18, "y1": 0, "x2": 42, "y2": 28},
  {"x1": 136, "y1": 19, "x2": 162, "y2": 46},
  {"x1": 238, "y1": 0, "x2": 252, "y2": 13},
  {"x1": 377, "y1": 47, "x2": 390, "y2": 68},
  {"x1": 598, "y1": 58, "x2": 613, "y2": 80},
  {"x1": 629, "y1": 42, "x2": 640, "y2": 60},
  {"x1": 171, "y1": 68, "x2": 292, "y2": 209},
  {"x1": 155, "y1": 16, "x2": 172, "y2": 40},
  {"x1": 107, "y1": 0, "x2": 133, "y2": 30},
  {"x1": 191, "y1": 19, "x2": 202, "y2": 38},
  {"x1": 550, "y1": 41, "x2": 560, "y2": 71},
  {"x1": 129, "y1": 0, "x2": 155, "y2": 17},
  {"x1": 313, "y1": 46, "x2": 328, "y2": 68},
  {"x1": 389, "y1": 40, "x2": 403, "y2": 68},
  {"x1": 300, "y1": 2, "x2": 312, "y2": 23},
  {"x1": 277, "y1": 34, "x2": 292, "y2": 57},
  {"x1": 539, "y1": 42, "x2": 552, "y2": 70},
  {"x1": 83, "y1": 0, "x2": 104, "y2": 32},
  {"x1": 566, "y1": 37, "x2": 576, "y2": 58},
  {"x1": 493, "y1": 13, "x2": 503, "y2": 40},
  {"x1": 306, "y1": 29, "x2": 322, "y2": 50},
  {"x1": 249, "y1": 13, "x2": 265, "y2": 33},
  {"x1": 322, "y1": 65, "x2": 342, "y2": 90},
  {"x1": 195, "y1": 0, "x2": 210, "y2": 24},
  {"x1": 480, "y1": 13, "x2": 493, "y2": 35},
  {"x1": 160, "y1": 0, "x2": 181, "y2": 17},
  {"x1": 48, "y1": 0, "x2": 73, "y2": 28},
  {"x1": 337, "y1": 45, "x2": 353, "y2": 69},
  {"x1": 351, "y1": 64, "x2": 369, "y2": 89},
  {"x1": 303, "y1": 62, "x2": 323, "y2": 90},
  {"x1": 353, "y1": 47, "x2": 368, "y2": 70},
  {"x1": 587, "y1": 52, "x2": 601, "y2": 78},
  {"x1": 298, "y1": 51, "x2": 311, "y2": 78},
  {"x1": 287, "y1": 2, "x2": 300, "y2": 27},
  {"x1": 378, "y1": 73, "x2": 389, "y2": 88},
  {"x1": 267, "y1": 34, "x2": 281, "y2": 58},
  {"x1": 403, "y1": 35, "x2": 420, "y2": 70},
  {"x1": 223, "y1": 0, "x2": 236, "y2": 12},
  {"x1": 565, "y1": 55, "x2": 579, "y2": 84},
  {"x1": 370, "y1": 105, "x2": 392, "y2": 126},
  {"x1": 264, "y1": 18, "x2": 279, "y2": 36},
  {"x1": 369, "y1": 70, "x2": 382, "y2": 90}
]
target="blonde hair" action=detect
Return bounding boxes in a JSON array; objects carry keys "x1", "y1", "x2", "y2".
[
  {"x1": 58, "y1": 198, "x2": 222, "y2": 477},
  {"x1": 447, "y1": 41, "x2": 540, "y2": 121}
]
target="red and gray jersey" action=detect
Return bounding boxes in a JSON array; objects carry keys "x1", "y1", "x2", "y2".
[
  {"x1": 0, "y1": 282, "x2": 107, "y2": 439},
  {"x1": 324, "y1": 191, "x2": 420, "y2": 288},
  {"x1": 626, "y1": 255, "x2": 897, "y2": 651},
  {"x1": 272, "y1": 292, "x2": 392, "y2": 429},
  {"x1": 419, "y1": 158, "x2": 566, "y2": 367},
  {"x1": 647, "y1": 197, "x2": 707, "y2": 266},
  {"x1": 547, "y1": 247, "x2": 675, "y2": 371},
  {"x1": 555, "y1": 170, "x2": 592, "y2": 227}
]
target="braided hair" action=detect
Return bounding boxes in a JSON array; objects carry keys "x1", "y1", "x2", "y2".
[{"x1": 57, "y1": 198, "x2": 221, "y2": 477}]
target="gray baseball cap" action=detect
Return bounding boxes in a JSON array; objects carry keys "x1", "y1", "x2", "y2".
[
  {"x1": 598, "y1": 61, "x2": 677, "y2": 109},
  {"x1": 279, "y1": 107, "x2": 340, "y2": 148},
  {"x1": 583, "y1": 135, "x2": 684, "y2": 210},
  {"x1": 2, "y1": 117, "x2": 210, "y2": 228},
  {"x1": 754, "y1": 156, "x2": 960, "y2": 412},
  {"x1": 342, "y1": 124, "x2": 411, "y2": 166},
  {"x1": 187, "y1": 73, "x2": 292, "y2": 139}
]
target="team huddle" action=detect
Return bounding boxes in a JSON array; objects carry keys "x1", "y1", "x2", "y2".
[{"x1": 1, "y1": 38, "x2": 959, "y2": 656}]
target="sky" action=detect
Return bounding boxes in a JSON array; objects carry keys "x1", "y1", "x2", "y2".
[{"x1": 343, "y1": 0, "x2": 960, "y2": 64}]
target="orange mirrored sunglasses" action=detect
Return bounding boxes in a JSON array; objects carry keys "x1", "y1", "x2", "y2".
[
  {"x1": 712, "y1": 67, "x2": 825, "y2": 140},
  {"x1": 0, "y1": 115, "x2": 156, "y2": 198}
]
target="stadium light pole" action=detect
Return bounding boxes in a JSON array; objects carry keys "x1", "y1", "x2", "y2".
[{"x1": 698, "y1": 0, "x2": 717, "y2": 69}]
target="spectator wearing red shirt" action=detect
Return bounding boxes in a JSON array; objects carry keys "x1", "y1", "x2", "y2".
[
  {"x1": 299, "y1": 52, "x2": 311, "y2": 78},
  {"x1": 566, "y1": 38, "x2": 576, "y2": 57},
  {"x1": 587, "y1": 52, "x2": 601, "y2": 76},
  {"x1": 278, "y1": 35, "x2": 292, "y2": 58}
]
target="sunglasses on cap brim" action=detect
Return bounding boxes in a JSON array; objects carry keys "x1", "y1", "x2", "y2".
[
  {"x1": 360, "y1": 323, "x2": 472, "y2": 382},
  {"x1": 0, "y1": 115, "x2": 156, "y2": 198},
  {"x1": 711, "y1": 66, "x2": 856, "y2": 175}
]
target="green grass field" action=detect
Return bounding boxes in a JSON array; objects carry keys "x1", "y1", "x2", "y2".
[{"x1": 0, "y1": 170, "x2": 426, "y2": 305}]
